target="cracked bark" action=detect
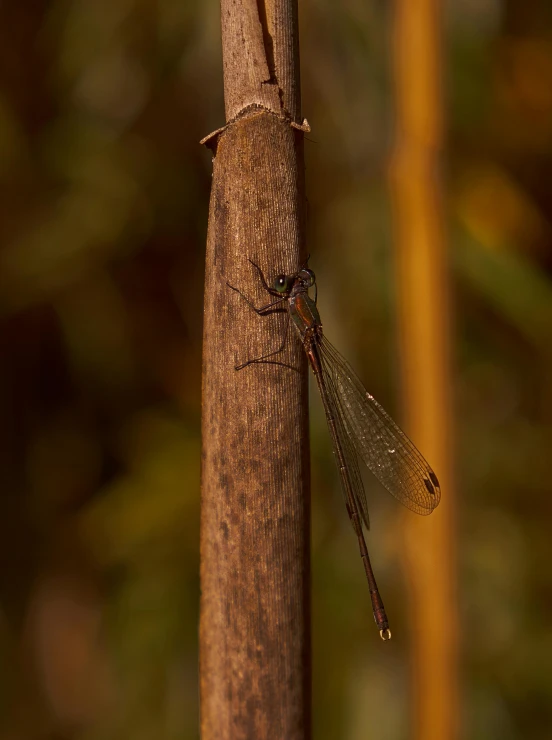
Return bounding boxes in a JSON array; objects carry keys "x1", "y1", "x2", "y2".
[
  {"x1": 200, "y1": 1, "x2": 310, "y2": 739},
  {"x1": 220, "y1": 0, "x2": 301, "y2": 121}
]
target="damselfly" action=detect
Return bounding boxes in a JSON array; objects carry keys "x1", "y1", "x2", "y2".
[{"x1": 228, "y1": 260, "x2": 441, "y2": 640}]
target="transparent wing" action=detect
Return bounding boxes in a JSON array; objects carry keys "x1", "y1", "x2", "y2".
[
  {"x1": 315, "y1": 354, "x2": 371, "y2": 530},
  {"x1": 318, "y1": 335, "x2": 441, "y2": 515}
]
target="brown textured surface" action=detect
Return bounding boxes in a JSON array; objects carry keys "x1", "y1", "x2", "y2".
[
  {"x1": 200, "y1": 2, "x2": 310, "y2": 737},
  {"x1": 220, "y1": 0, "x2": 301, "y2": 122},
  {"x1": 201, "y1": 110, "x2": 310, "y2": 740}
]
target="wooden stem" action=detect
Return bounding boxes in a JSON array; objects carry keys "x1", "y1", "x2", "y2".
[{"x1": 200, "y1": 1, "x2": 310, "y2": 738}]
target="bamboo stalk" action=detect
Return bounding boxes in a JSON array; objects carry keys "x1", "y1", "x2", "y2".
[
  {"x1": 389, "y1": 0, "x2": 459, "y2": 738},
  {"x1": 200, "y1": 1, "x2": 310, "y2": 738}
]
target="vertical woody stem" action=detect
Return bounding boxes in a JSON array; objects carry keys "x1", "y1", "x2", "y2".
[{"x1": 200, "y1": 1, "x2": 310, "y2": 738}]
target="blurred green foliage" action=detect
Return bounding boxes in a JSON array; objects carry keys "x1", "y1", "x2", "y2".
[{"x1": 1, "y1": 1, "x2": 552, "y2": 739}]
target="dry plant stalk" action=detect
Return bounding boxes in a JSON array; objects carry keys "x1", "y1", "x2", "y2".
[
  {"x1": 389, "y1": 0, "x2": 459, "y2": 738},
  {"x1": 200, "y1": 1, "x2": 310, "y2": 738}
]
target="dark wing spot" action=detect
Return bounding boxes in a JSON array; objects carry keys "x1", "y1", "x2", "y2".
[
  {"x1": 424, "y1": 478, "x2": 436, "y2": 495},
  {"x1": 429, "y1": 471, "x2": 440, "y2": 488}
]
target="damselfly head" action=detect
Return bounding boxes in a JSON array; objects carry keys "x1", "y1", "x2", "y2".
[{"x1": 272, "y1": 268, "x2": 316, "y2": 294}]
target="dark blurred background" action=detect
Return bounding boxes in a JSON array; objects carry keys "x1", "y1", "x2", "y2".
[{"x1": 1, "y1": 1, "x2": 552, "y2": 739}]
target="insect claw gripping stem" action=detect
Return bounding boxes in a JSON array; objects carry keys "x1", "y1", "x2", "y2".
[
  {"x1": 233, "y1": 315, "x2": 291, "y2": 369},
  {"x1": 247, "y1": 258, "x2": 274, "y2": 295},
  {"x1": 227, "y1": 274, "x2": 292, "y2": 369},
  {"x1": 226, "y1": 280, "x2": 287, "y2": 315}
]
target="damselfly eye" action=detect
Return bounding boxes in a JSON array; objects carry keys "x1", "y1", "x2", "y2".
[{"x1": 273, "y1": 275, "x2": 290, "y2": 293}]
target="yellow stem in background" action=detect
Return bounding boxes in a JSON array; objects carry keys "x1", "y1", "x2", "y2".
[{"x1": 389, "y1": 1, "x2": 459, "y2": 739}]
